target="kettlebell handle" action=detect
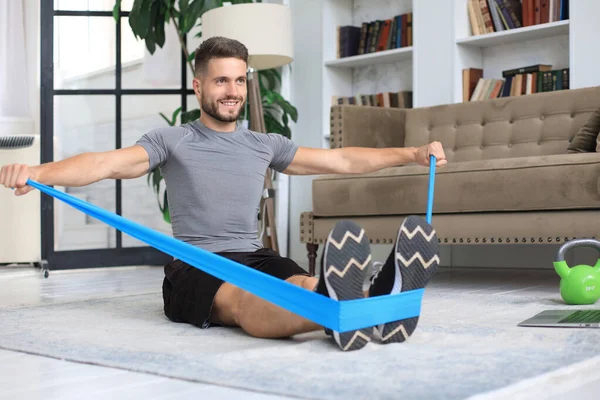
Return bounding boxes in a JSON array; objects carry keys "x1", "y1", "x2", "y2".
[{"x1": 555, "y1": 238, "x2": 600, "y2": 262}]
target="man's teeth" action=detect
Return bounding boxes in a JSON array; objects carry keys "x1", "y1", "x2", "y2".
[{"x1": 221, "y1": 101, "x2": 238, "y2": 106}]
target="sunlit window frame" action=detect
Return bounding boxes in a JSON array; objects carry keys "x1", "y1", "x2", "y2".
[{"x1": 40, "y1": 2, "x2": 193, "y2": 271}]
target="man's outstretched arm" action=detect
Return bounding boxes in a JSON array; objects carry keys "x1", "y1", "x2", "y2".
[
  {"x1": 283, "y1": 142, "x2": 447, "y2": 175},
  {"x1": 0, "y1": 145, "x2": 150, "y2": 196}
]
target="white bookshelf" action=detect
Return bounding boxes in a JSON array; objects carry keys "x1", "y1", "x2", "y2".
[
  {"x1": 456, "y1": 20, "x2": 569, "y2": 47},
  {"x1": 321, "y1": 0, "x2": 414, "y2": 146},
  {"x1": 324, "y1": 46, "x2": 413, "y2": 68},
  {"x1": 320, "y1": 0, "x2": 600, "y2": 146}
]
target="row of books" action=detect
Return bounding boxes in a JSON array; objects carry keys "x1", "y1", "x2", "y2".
[
  {"x1": 336, "y1": 13, "x2": 413, "y2": 59},
  {"x1": 463, "y1": 65, "x2": 569, "y2": 102},
  {"x1": 332, "y1": 91, "x2": 413, "y2": 109},
  {"x1": 468, "y1": 0, "x2": 569, "y2": 36}
]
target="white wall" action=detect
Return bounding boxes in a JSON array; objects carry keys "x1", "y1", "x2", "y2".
[
  {"x1": 23, "y1": 0, "x2": 39, "y2": 137},
  {"x1": 569, "y1": 0, "x2": 600, "y2": 89},
  {"x1": 413, "y1": 0, "x2": 454, "y2": 107},
  {"x1": 287, "y1": 0, "x2": 324, "y2": 268}
]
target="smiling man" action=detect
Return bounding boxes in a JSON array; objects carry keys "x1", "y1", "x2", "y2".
[{"x1": 0, "y1": 36, "x2": 446, "y2": 351}]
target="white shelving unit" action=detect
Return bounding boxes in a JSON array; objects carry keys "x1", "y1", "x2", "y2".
[
  {"x1": 453, "y1": 0, "x2": 574, "y2": 104},
  {"x1": 324, "y1": 46, "x2": 413, "y2": 68},
  {"x1": 456, "y1": 20, "x2": 569, "y2": 47},
  {"x1": 321, "y1": 0, "x2": 414, "y2": 146},
  {"x1": 320, "y1": 0, "x2": 600, "y2": 147}
]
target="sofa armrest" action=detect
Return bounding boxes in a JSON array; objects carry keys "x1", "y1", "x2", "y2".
[{"x1": 329, "y1": 105, "x2": 407, "y2": 149}]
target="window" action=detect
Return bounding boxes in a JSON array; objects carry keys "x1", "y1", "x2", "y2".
[{"x1": 42, "y1": 1, "x2": 193, "y2": 269}]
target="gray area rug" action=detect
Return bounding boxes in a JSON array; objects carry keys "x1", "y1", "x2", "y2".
[{"x1": 0, "y1": 287, "x2": 599, "y2": 399}]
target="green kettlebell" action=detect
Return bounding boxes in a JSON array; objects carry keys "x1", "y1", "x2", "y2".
[{"x1": 553, "y1": 238, "x2": 600, "y2": 305}]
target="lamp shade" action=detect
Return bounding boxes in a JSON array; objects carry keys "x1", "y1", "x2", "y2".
[{"x1": 201, "y1": 3, "x2": 293, "y2": 70}]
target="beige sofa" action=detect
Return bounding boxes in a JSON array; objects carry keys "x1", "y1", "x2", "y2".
[{"x1": 299, "y1": 86, "x2": 600, "y2": 275}]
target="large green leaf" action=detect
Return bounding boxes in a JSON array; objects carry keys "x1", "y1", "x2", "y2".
[
  {"x1": 128, "y1": 0, "x2": 148, "y2": 39},
  {"x1": 127, "y1": 0, "x2": 175, "y2": 54},
  {"x1": 145, "y1": 1, "x2": 160, "y2": 53},
  {"x1": 155, "y1": 6, "x2": 166, "y2": 48},
  {"x1": 176, "y1": 0, "x2": 186, "y2": 33},
  {"x1": 181, "y1": 109, "x2": 200, "y2": 124},
  {"x1": 260, "y1": 68, "x2": 281, "y2": 90},
  {"x1": 159, "y1": 107, "x2": 181, "y2": 126},
  {"x1": 264, "y1": 112, "x2": 290, "y2": 138},
  {"x1": 264, "y1": 91, "x2": 298, "y2": 122},
  {"x1": 182, "y1": 0, "x2": 206, "y2": 34},
  {"x1": 258, "y1": 76, "x2": 267, "y2": 94},
  {"x1": 141, "y1": 0, "x2": 155, "y2": 40},
  {"x1": 270, "y1": 68, "x2": 282, "y2": 86}
]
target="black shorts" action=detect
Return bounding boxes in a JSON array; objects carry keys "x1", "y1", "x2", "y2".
[{"x1": 162, "y1": 248, "x2": 310, "y2": 328}]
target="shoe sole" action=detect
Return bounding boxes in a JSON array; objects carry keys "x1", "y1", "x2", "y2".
[
  {"x1": 379, "y1": 215, "x2": 440, "y2": 344},
  {"x1": 323, "y1": 220, "x2": 373, "y2": 351}
]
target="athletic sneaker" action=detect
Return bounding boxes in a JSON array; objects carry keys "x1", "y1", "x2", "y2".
[
  {"x1": 368, "y1": 215, "x2": 440, "y2": 343},
  {"x1": 314, "y1": 220, "x2": 373, "y2": 351}
]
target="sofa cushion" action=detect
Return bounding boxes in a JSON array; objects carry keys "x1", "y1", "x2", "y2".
[
  {"x1": 312, "y1": 153, "x2": 600, "y2": 217},
  {"x1": 568, "y1": 108, "x2": 600, "y2": 153},
  {"x1": 402, "y1": 87, "x2": 600, "y2": 162}
]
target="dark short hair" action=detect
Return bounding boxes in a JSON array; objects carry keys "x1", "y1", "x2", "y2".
[{"x1": 194, "y1": 36, "x2": 248, "y2": 77}]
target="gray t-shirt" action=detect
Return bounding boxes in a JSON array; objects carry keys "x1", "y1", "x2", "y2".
[{"x1": 136, "y1": 120, "x2": 298, "y2": 253}]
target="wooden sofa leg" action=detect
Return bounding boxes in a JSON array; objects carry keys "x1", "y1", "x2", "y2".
[{"x1": 306, "y1": 243, "x2": 319, "y2": 276}]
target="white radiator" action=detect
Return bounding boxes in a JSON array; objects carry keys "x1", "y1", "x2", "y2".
[{"x1": 0, "y1": 135, "x2": 42, "y2": 264}]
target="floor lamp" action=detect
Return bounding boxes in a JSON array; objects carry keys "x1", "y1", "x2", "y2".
[{"x1": 202, "y1": 3, "x2": 294, "y2": 253}]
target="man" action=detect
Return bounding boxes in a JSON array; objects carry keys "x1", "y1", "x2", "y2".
[{"x1": 0, "y1": 36, "x2": 446, "y2": 351}]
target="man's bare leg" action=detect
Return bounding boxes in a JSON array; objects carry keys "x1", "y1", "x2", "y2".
[
  {"x1": 212, "y1": 274, "x2": 370, "y2": 339},
  {"x1": 211, "y1": 275, "x2": 322, "y2": 338},
  {"x1": 210, "y1": 220, "x2": 373, "y2": 351}
]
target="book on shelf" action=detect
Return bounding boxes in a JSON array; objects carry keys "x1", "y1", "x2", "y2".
[
  {"x1": 463, "y1": 64, "x2": 569, "y2": 102},
  {"x1": 468, "y1": 0, "x2": 569, "y2": 36},
  {"x1": 336, "y1": 12, "x2": 412, "y2": 59},
  {"x1": 463, "y1": 68, "x2": 484, "y2": 102},
  {"x1": 331, "y1": 91, "x2": 413, "y2": 109}
]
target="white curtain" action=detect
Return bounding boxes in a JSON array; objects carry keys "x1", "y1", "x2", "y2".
[{"x1": 0, "y1": 0, "x2": 29, "y2": 117}]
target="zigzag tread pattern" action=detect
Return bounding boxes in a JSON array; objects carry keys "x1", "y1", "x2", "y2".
[
  {"x1": 341, "y1": 330, "x2": 371, "y2": 351},
  {"x1": 327, "y1": 229, "x2": 365, "y2": 250},
  {"x1": 381, "y1": 323, "x2": 410, "y2": 342},
  {"x1": 397, "y1": 251, "x2": 440, "y2": 269},
  {"x1": 326, "y1": 255, "x2": 372, "y2": 278},
  {"x1": 400, "y1": 224, "x2": 436, "y2": 242}
]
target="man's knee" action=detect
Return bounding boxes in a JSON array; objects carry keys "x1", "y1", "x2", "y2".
[
  {"x1": 212, "y1": 283, "x2": 242, "y2": 326},
  {"x1": 286, "y1": 274, "x2": 317, "y2": 291}
]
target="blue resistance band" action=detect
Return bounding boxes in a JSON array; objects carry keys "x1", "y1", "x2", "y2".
[
  {"x1": 427, "y1": 155, "x2": 436, "y2": 224},
  {"x1": 24, "y1": 180, "x2": 425, "y2": 332},
  {"x1": 22, "y1": 157, "x2": 437, "y2": 333}
]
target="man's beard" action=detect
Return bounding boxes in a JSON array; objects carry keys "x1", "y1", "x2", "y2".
[{"x1": 201, "y1": 96, "x2": 244, "y2": 123}]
